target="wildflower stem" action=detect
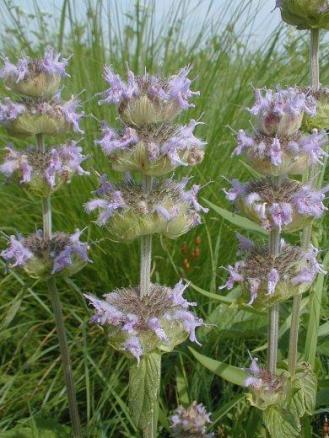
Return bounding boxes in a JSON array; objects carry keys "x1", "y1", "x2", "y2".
[
  {"x1": 288, "y1": 28, "x2": 321, "y2": 378},
  {"x1": 140, "y1": 175, "x2": 153, "y2": 297},
  {"x1": 36, "y1": 133, "x2": 82, "y2": 437},
  {"x1": 310, "y1": 28, "x2": 320, "y2": 91},
  {"x1": 267, "y1": 227, "x2": 280, "y2": 375}
]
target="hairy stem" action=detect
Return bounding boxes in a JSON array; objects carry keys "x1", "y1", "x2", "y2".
[
  {"x1": 267, "y1": 227, "x2": 280, "y2": 375},
  {"x1": 140, "y1": 175, "x2": 153, "y2": 297},
  {"x1": 288, "y1": 28, "x2": 321, "y2": 378},
  {"x1": 36, "y1": 134, "x2": 82, "y2": 437}
]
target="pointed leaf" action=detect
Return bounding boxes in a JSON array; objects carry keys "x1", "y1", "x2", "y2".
[
  {"x1": 202, "y1": 198, "x2": 267, "y2": 235},
  {"x1": 189, "y1": 347, "x2": 247, "y2": 386},
  {"x1": 263, "y1": 406, "x2": 300, "y2": 438}
]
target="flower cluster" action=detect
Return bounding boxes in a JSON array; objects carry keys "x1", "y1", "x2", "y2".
[
  {"x1": 170, "y1": 401, "x2": 213, "y2": 437},
  {"x1": 233, "y1": 88, "x2": 327, "y2": 175},
  {"x1": 0, "y1": 96, "x2": 83, "y2": 136},
  {"x1": 0, "y1": 141, "x2": 88, "y2": 194},
  {"x1": 301, "y1": 87, "x2": 329, "y2": 131},
  {"x1": 221, "y1": 236, "x2": 324, "y2": 307},
  {"x1": 245, "y1": 357, "x2": 286, "y2": 409},
  {"x1": 225, "y1": 177, "x2": 327, "y2": 231},
  {"x1": 0, "y1": 48, "x2": 69, "y2": 97},
  {"x1": 96, "y1": 119, "x2": 205, "y2": 175},
  {"x1": 100, "y1": 66, "x2": 199, "y2": 121},
  {"x1": 85, "y1": 176, "x2": 208, "y2": 240},
  {"x1": 1, "y1": 230, "x2": 90, "y2": 278},
  {"x1": 85, "y1": 281, "x2": 203, "y2": 361}
]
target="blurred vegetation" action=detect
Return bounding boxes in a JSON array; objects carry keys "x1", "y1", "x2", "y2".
[{"x1": 0, "y1": 0, "x2": 328, "y2": 436}]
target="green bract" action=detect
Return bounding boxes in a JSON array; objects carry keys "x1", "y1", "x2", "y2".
[
  {"x1": 5, "y1": 72, "x2": 61, "y2": 98},
  {"x1": 278, "y1": 0, "x2": 329, "y2": 30}
]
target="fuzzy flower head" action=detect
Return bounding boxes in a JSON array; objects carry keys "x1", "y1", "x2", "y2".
[
  {"x1": 170, "y1": 401, "x2": 213, "y2": 438},
  {"x1": 0, "y1": 48, "x2": 69, "y2": 97},
  {"x1": 85, "y1": 281, "x2": 203, "y2": 361},
  {"x1": 250, "y1": 87, "x2": 316, "y2": 137},
  {"x1": 225, "y1": 177, "x2": 327, "y2": 232},
  {"x1": 0, "y1": 96, "x2": 84, "y2": 137},
  {"x1": 85, "y1": 176, "x2": 208, "y2": 241},
  {"x1": 221, "y1": 238, "x2": 324, "y2": 308},
  {"x1": 100, "y1": 66, "x2": 199, "y2": 126},
  {"x1": 245, "y1": 357, "x2": 286, "y2": 410},
  {"x1": 1, "y1": 230, "x2": 90, "y2": 279},
  {"x1": 96, "y1": 119, "x2": 205, "y2": 176},
  {"x1": 0, "y1": 142, "x2": 89, "y2": 196},
  {"x1": 234, "y1": 129, "x2": 327, "y2": 176},
  {"x1": 277, "y1": 0, "x2": 329, "y2": 30}
]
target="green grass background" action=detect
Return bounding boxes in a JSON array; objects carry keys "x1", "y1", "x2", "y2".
[{"x1": 0, "y1": 0, "x2": 328, "y2": 436}]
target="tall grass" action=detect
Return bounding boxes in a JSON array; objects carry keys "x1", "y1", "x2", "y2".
[{"x1": 0, "y1": 0, "x2": 328, "y2": 436}]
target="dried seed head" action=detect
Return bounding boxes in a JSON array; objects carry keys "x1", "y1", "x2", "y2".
[
  {"x1": 96, "y1": 119, "x2": 205, "y2": 176},
  {"x1": 170, "y1": 401, "x2": 213, "y2": 437},
  {"x1": 0, "y1": 47, "x2": 69, "y2": 98},
  {"x1": 85, "y1": 281, "x2": 203, "y2": 361},
  {"x1": 0, "y1": 142, "x2": 88, "y2": 196},
  {"x1": 277, "y1": 0, "x2": 329, "y2": 30},
  {"x1": 85, "y1": 176, "x2": 208, "y2": 241},
  {"x1": 1, "y1": 230, "x2": 90, "y2": 279},
  {"x1": 221, "y1": 238, "x2": 324, "y2": 308},
  {"x1": 225, "y1": 176, "x2": 327, "y2": 232},
  {"x1": 99, "y1": 66, "x2": 199, "y2": 126}
]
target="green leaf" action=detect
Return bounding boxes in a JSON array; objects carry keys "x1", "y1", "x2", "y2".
[
  {"x1": 263, "y1": 406, "x2": 300, "y2": 438},
  {"x1": 318, "y1": 320, "x2": 329, "y2": 337},
  {"x1": 1, "y1": 417, "x2": 71, "y2": 437},
  {"x1": 288, "y1": 363, "x2": 317, "y2": 418},
  {"x1": 202, "y1": 198, "x2": 268, "y2": 235},
  {"x1": 129, "y1": 352, "x2": 161, "y2": 433},
  {"x1": 189, "y1": 347, "x2": 247, "y2": 386}
]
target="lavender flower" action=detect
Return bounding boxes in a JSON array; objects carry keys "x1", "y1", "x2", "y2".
[
  {"x1": 0, "y1": 48, "x2": 69, "y2": 97},
  {"x1": 221, "y1": 237, "x2": 323, "y2": 307},
  {"x1": 96, "y1": 119, "x2": 205, "y2": 175},
  {"x1": 0, "y1": 97, "x2": 84, "y2": 136},
  {"x1": 244, "y1": 356, "x2": 285, "y2": 409},
  {"x1": 85, "y1": 176, "x2": 206, "y2": 240},
  {"x1": 225, "y1": 177, "x2": 327, "y2": 231},
  {"x1": 170, "y1": 401, "x2": 213, "y2": 438},
  {"x1": 1, "y1": 230, "x2": 90, "y2": 278},
  {"x1": 0, "y1": 142, "x2": 88, "y2": 193},
  {"x1": 85, "y1": 282, "x2": 203, "y2": 361},
  {"x1": 234, "y1": 129, "x2": 327, "y2": 176},
  {"x1": 100, "y1": 66, "x2": 199, "y2": 125},
  {"x1": 250, "y1": 87, "x2": 316, "y2": 137},
  {"x1": 0, "y1": 98, "x2": 25, "y2": 124}
]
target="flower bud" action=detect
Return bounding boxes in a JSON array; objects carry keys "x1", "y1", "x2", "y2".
[
  {"x1": 0, "y1": 142, "x2": 89, "y2": 196},
  {"x1": 1, "y1": 230, "x2": 90, "y2": 279},
  {"x1": 250, "y1": 88, "x2": 316, "y2": 137},
  {"x1": 85, "y1": 176, "x2": 208, "y2": 241},
  {"x1": 234, "y1": 129, "x2": 327, "y2": 176},
  {"x1": 99, "y1": 66, "x2": 199, "y2": 126},
  {"x1": 0, "y1": 97, "x2": 83, "y2": 137},
  {"x1": 221, "y1": 237, "x2": 324, "y2": 309},
  {"x1": 277, "y1": 0, "x2": 329, "y2": 30},
  {"x1": 170, "y1": 402, "x2": 213, "y2": 438},
  {"x1": 0, "y1": 48, "x2": 69, "y2": 98},
  {"x1": 85, "y1": 281, "x2": 203, "y2": 361},
  {"x1": 245, "y1": 357, "x2": 287, "y2": 410},
  {"x1": 96, "y1": 120, "x2": 205, "y2": 176},
  {"x1": 302, "y1": 88, "x2": 329, "y2": 131},
  {"x1": 225, "y1": 177, "x2": 327, "y2": 233}
]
